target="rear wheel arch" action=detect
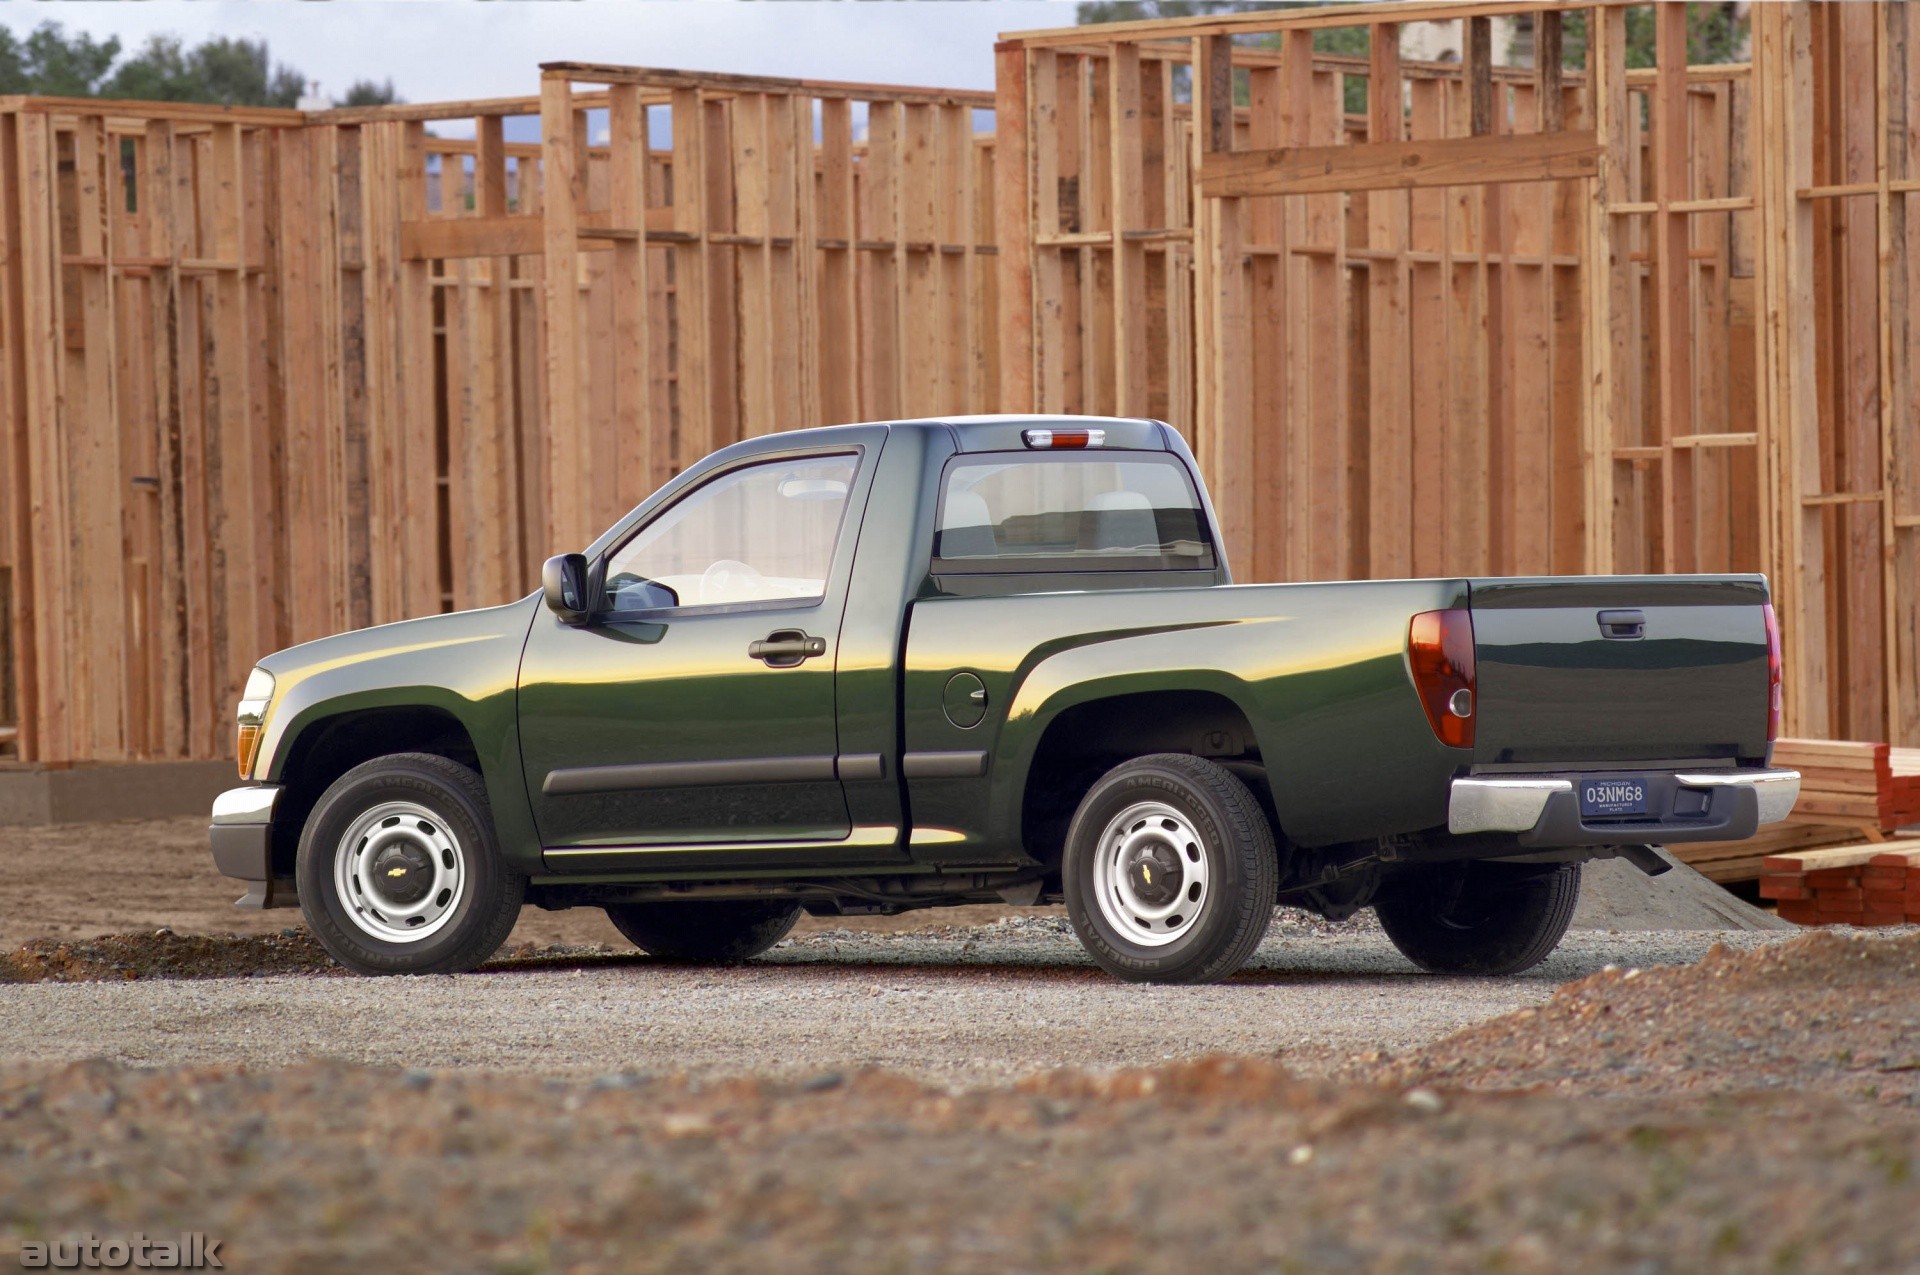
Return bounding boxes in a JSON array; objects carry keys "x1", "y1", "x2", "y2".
[{"x1": 1016, "y1": 688, "x2": 1280, "y2": 870}]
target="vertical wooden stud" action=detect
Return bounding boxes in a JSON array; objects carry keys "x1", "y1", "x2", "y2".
[
  {"x1": 994, "y1": 42, "x2": 1035, "y2": 414},
  {"x1": 1584, "y1": 5, "x2": 1631, "y2": 576},
  {"x1": 1367, "y1": 23, "x2": 1410, "y2": 578},
  {"x1": 540, "y1": 76, "x2": 589, "y2": 552}
]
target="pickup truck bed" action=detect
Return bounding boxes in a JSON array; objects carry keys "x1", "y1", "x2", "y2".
[{"x1": 209, "y1": 415, "x2": 1799, "y2": 982}]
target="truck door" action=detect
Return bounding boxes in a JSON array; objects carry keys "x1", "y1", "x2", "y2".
[{"x1": 517, "y1": 443, "x2": 878, "y2": 856}]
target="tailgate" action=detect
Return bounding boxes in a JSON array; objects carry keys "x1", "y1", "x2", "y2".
[{"x1": 1469, "y1": 576, "x2": 1772, "y2": 767}]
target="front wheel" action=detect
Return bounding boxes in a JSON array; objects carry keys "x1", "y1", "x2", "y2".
[
  {"x1": 1374, "y1": 860, "x2": 1581, "y2": 976},
  {"x1": 604, "y1": 899, "x2": 802, "y2": 963},
  {"x1": 1064, "y1": 753, "x2": 1279, "y2": 984},
  {"x1": 296, "y1": 752, "x2": 525, "y2": 976}
]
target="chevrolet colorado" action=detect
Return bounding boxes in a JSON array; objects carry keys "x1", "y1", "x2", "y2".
[{"x1": 210, "y1": 416, "x2": 1799, "y2": 981}]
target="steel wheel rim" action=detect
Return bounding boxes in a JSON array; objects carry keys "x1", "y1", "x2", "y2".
[
  {"x1": 1093, "y1": 800, "x2": 1210, "y2": 948},
  {"x1": 333, "y1": 800, "x2": 466, "y2": 944}
]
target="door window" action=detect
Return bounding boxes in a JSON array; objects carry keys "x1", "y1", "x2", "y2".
[{"x1": 603, "y1": 454, "x2": 859, "y2": 611}]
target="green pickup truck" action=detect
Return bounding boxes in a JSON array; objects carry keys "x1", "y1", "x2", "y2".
[{"x1": 210, "y1": 416, "x2": 1799, "y2": 982}]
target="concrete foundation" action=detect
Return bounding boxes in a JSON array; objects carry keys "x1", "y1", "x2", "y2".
[{"x1": 0, "y1": 761, "x2": 236, "y2": 827}]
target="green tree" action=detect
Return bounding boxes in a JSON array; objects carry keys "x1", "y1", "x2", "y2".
[
  {"x1": 1541, "y1": 4, "x2": 1747, "y2": 71},
  {"x1": 1077, "y1": 1, "x2": 1371, "y2": 112},
  {"x1": 0, "y1": 21, "x2": 357, "y2": 107},
  {"x1": 0, "y1": 22, "x2": 122, "y2": 96},
  {"x1": 103, "y1": 34, "x2": 306, "y2": 106},
  {"x1": 337, "y1": 78, "x2": 403, "y2": 109}
]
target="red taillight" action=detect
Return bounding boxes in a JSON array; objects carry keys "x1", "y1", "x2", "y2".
[
  {"x1": 1408, "y1": 608, "x2": 1476, "y2": 750},
  {"x1": 1762, "y1": 603, "x2": 1783, "y2": 741}
]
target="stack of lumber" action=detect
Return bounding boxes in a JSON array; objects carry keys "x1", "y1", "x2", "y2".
[
  {"x1": 1759, "y1": 841, "x2": 1920, "y2": 927},
  {"x1": 1772, "y1": 739, "x2": 1920, "y2": 830},
  {"x1": 1674, "y1": 822, "x2": 1870, "y2": 885},
  {"x1": 1670, "y1": 739, "x2": 1920, "y2": 883}
]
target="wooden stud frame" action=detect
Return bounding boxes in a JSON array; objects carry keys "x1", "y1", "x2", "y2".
[
  {"x1": 2, "y1": 7, "x2": 1918, "y2": 763},
  {"x1": 992, "y1": 1, "x2": 1915, "y2": 746}
]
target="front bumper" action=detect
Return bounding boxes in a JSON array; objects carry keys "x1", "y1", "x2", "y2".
[
  {"x1": 1448, "y1": 768, "x2": 1800, "y2": 847},
  {"x1": 209, "y1": 785, "x2": 298, "y2": 909}
]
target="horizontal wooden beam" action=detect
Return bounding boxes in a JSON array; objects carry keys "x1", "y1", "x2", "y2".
[
  {"x1": 1107, "y1": 42, "x2": 1748, "y2": 90},
  {"x1": 402, "y1": 208, "x2": 680, "y2": 260},
  {"x1": 1002, "y1": 0, "x2": 1598, "y2": 48},
  {"x1": 312, "y1": 92, "x2": 617, "y2": 125},
  {"x1": 1797, "y1": 179, "x2": 1920, "y2": 200},
  {"x1": 400, "y1": 209, "x2": 1004, "y2": 262},
  {"x1": 1199, "y1": 130, "x2": 1601, "y2": 199},
  {"x1": 540, "y1": 62, "x2": 994, "y2": 107},
  {"x1": 404, "y1": 216, "x2": 545, "y2": 260},
  {"x1": 1801, "y1": 491, "x2": 1886, "y2": 507},
  {"x1": 11, "y1": 94, "x2": 305, "y2": 127},
  {"x1": 1610, "y1": 196, "x2": 1756, "y2": 215}
]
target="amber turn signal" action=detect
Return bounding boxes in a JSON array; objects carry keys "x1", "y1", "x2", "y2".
[
  {"x1": 236, "y1": 723, "x2": 262, "y2": 780},
  {"x1": 235, "y1": 666, "x2": 275, "y2": 781}
]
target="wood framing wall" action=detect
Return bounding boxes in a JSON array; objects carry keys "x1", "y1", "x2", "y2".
[
  {"x1": 0, "y1": 74, "x2": 1001, "y2": 765},
  {"x1": 0, "y1": 2, "x2": 1915, "y2": 766},
  {"x1": 994, "y1": 0, "x2": 1919, "y2": 748}
]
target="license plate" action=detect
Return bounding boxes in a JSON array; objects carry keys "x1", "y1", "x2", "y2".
[{"x1": 1580, "y1": 776, "x2": 1650, "y2": 818}]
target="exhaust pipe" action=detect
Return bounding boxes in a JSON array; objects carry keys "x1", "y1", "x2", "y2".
[{"x1": 1615, "y1": 844, "x2": 1672, "y2": 877}]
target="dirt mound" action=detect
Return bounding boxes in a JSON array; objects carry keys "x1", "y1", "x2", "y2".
[
  {"x1": 0, "y1": 930, "x2": 657, "y2": 983},
  {"x1": 1379, "y1": 928, "x2": 1920, "y2": 1101},
  {"x1": 1573, "y1": 848, "x2": 1792, "y2": 931},
  {"x1": 0, "y1": 928, "x2": 342, "y2": 983}
]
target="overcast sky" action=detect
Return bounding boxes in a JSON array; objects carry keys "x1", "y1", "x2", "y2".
[{"x1": 2, "y1": 1, "x2": 1084, "y2": 110}]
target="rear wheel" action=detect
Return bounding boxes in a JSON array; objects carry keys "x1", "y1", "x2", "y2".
[
  {"x1": 1064, "y1": 753, "x2": 1279, "y2": 984},
  {"x1": 603, "y1": 899, "x2": 801, "y2": 963},
  {"x1": 1374, "y1": 860, "x2": 1581, "y2": 976}
]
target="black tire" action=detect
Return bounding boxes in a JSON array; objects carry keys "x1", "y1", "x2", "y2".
[
  {"x1": 296, "y1": 752, "x2": 526, "y2": 976},
  {"x1": 604, "y1": 899, "x2": 802, "y2": 963},
  {"x1": 1374, "y1": 860, "x2": 1581, "y2": 976},
  {"x1": 1063, "y1": 753, "x2": 1279, "y2": 984}
]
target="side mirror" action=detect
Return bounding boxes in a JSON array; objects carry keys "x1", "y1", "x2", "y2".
[{"x1": 542, "y1": 553, "x2": 596, "y2": 625}]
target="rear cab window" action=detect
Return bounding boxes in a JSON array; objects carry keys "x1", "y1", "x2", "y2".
[{"x1": 933, "y1": 454, "x2": 1217, "y2": 576}]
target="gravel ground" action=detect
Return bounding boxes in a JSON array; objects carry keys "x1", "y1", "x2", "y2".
[
  {"x1": 0, "y1": 932, "x2": 1914, "y2": 1275},
  {"x1": 10, "y1": 817, "x2": 1906, "y2": 1272},
  {"x1": 0, "y1": 914, "x2": 1799, "y2": 1084}
]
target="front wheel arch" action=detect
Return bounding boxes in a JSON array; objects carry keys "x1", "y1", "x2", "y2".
[{"x1": 269, "y1": 706, "x2": 484, "y2": 878}]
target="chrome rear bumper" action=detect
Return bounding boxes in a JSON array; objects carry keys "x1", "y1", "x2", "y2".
[{"x1": 1448, "y1": 768, "x2": 1800, "y2": 844}]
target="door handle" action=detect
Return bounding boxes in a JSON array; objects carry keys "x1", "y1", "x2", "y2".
[
  {"x1": 1597, "y1": 609, "x2": 1646, "y2": 640},
  {"x1": 748, "y1": 629, "x2": 827, "y2": 668}
]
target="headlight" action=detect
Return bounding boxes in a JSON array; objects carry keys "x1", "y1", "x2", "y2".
[{"x1": 236, "y1": 667, "x2": 275, "y2": 780}]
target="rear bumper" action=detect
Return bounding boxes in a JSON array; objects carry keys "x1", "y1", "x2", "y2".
[
  {"x1": 1448, "y1": 768, "x2": 1800, "y2": 846},
  {"x1": 209, "y1": 785, "x2": 298, "y2": 909}
]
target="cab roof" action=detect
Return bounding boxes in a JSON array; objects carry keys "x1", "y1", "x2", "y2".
[{"x1": 885, "y1": 414, "x2": 1173, "y2": 453}]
